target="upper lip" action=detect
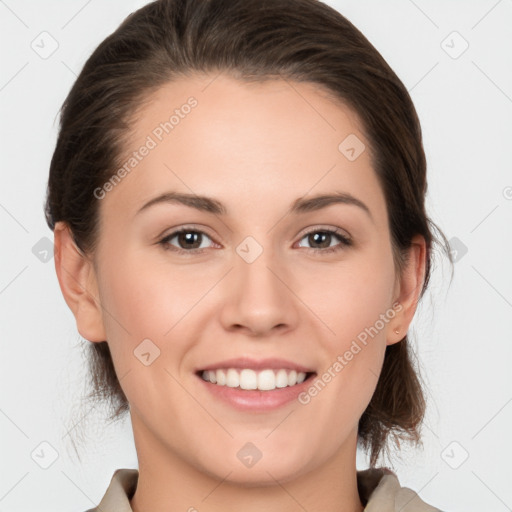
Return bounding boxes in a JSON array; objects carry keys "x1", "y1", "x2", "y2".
[{"x1": 197, "y1": 357, "x2": 316, "y2": 374}]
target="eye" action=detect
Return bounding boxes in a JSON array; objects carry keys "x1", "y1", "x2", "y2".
[
  {"x1": 158, "y1": 226, "x2": 352, "y2": 255},
  {"x1": 158, "y1": 227, "x2": 216, "y2": 255},
  {"x1": 296, "y1": 227, "x2": 352, "y2": 253}
]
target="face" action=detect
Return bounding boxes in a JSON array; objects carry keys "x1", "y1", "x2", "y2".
[{"x1": 84, "y1": 74, "x2": 406, "y2": 483}]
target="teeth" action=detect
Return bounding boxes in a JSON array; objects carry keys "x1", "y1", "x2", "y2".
[{"x1": 200, "y1": 368, "x2": 308, "y2": 391}]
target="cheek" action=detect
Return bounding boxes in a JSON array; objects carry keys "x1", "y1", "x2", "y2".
[
  {"x1": 302, "y1": 248, "x2": 396, "y2": 346},
  {"x1": 95, "y1": 247, "x2": 224, "y2": 376},
  {"x1": 99, "y1": 260, "x2": 188, "y2": 339},
  {"x1": 95, "y1": 254, "x2": 202, "y2": 414},
  {"x1": 300, "y1": 247, "x2": 395, "y2": 415}
]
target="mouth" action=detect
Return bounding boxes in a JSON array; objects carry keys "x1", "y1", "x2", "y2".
[
  {"x1": 194, "y1": 358, "x2": 318, "y2": 411},
  {"x1": 196, "y1": 368, "x2": 317, "y2": 391}
]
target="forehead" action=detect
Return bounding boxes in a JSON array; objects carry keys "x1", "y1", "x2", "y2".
[{"x1": 101, "y1": 73, "x2": 386, "y2": 225}]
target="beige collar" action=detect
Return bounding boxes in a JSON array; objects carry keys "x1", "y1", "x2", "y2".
[{"x1": 86, "y1": 467, "x2": 441, "y2": 512}]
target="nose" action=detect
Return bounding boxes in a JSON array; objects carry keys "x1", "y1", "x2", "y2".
[{"x1": 219, "y1": 246, "x2": 300, "y2": 337}]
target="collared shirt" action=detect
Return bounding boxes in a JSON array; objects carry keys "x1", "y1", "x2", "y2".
[{"x1": 84, "y1": 467, "x2": 443, "y2": 511}]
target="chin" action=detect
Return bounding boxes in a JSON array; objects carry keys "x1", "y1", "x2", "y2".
[
  {"x1": 194, "y1": 443, "x2": 314, "y2": 486},
  {"x1": 215, "y1": 462, "x2": 308, "y2": 487}
]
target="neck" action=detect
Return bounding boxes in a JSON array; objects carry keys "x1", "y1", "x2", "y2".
[{"x1": 129, "y1": 415, "x2": 364, "y2": 512}]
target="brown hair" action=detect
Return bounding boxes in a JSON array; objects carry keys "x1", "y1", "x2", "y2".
[{"x1": 45, "y1": 0, "x2": 453, "y2": 467}]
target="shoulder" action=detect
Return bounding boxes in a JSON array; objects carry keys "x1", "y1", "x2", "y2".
[
  {"x1": 82, "y1": 468, "x2": 139, "y2": 512},
  {"x1": 358, "y1": 467, "x2": 445, "y2": 511}
]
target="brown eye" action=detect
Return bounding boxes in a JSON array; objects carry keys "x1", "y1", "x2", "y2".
[
  {"x1": 159, "y1": 228, "x2": 214, "y2": 253},
  {"x1": 297, "y1": 228, "x2": 352, "y2": 253}
]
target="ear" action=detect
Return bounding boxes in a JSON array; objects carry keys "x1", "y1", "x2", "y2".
[
  {"x1": 53, "y1": 222, "x2": 107, "y2": 342},
  {"x1": 387, "y1": 234, "x2": 427, "y2": 346}
]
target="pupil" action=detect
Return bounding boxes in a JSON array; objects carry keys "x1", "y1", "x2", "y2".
[
  {"x1": 311, "y1": 232, "x2": 330, "y2": 248},
  {"x1": 180, "y1": 231, "x2": 200, "y2": 249}
]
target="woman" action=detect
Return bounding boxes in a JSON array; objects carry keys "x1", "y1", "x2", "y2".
[{"x1": 45, "y1": 0, "x2": 452, "y2": 510}]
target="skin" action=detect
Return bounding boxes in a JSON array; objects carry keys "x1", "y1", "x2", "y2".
[{"x1": 54, "y1": 73, "x2": 426, "y2": 512}]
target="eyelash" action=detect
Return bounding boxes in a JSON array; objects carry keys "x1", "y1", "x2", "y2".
[{"x1": 157, "y1": 226, "x2": 352, "y2": 256}]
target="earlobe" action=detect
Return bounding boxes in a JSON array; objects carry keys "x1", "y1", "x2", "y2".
[
  {"x1": 53, "y1": 222, "x2": 107, "y2": 343},
  {"x1": 387, "y1": 234, "x2": 427, "y2": 346}
]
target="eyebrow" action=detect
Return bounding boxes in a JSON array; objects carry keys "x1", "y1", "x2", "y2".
[{"x1": 137, "y1": 190, "x2": 373, "y2": 222}]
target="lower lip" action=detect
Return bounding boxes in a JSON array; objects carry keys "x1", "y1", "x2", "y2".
[{"x1": 196, "y1": 373, "x2": 316, "y2": 412}]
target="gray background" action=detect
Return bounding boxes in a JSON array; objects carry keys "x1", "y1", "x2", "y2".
[{"x1": 1, "y1": 1, "x2": 511, "y2": 511}]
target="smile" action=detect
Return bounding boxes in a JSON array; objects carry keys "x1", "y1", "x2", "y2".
[{"x1": 199, "y1": 368, "x2": 315, "y2": 391}]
